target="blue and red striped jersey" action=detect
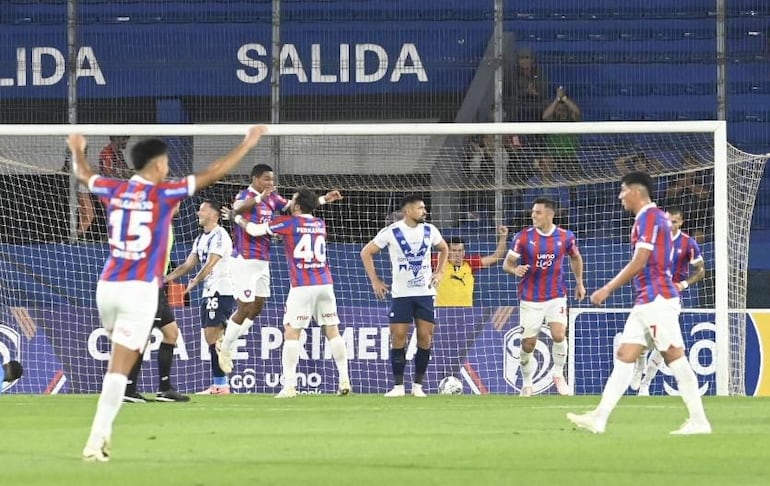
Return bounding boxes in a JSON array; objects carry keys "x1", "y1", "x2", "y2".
[
  {"x1": 671, "y1": 231, "x2": 703, "y2": 284},
  {"x1": 510, "y1": 226, "x2": 579, "y2": 302},
  {"x1": 630, "y1": 204, "x2": 680, "y2": 304},
  {"x1": 90, "y1": 175, "x2": 195, "y2": 284},
  {"x1": 268, "y1": 214, "x2": 333, "y2": 287},
  {"x1": 232, "y1": 188, "x2": 289, "y2": 260}
]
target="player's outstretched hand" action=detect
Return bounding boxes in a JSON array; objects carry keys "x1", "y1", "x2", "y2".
[
  {"x1": 371, "y1": 279, "x2": 390, "y2": 300},
  {"x1": 243, "y1": 125, "x2": 267, "y2": 149},
  {"x1": 221, "y1": 206, "x2": 235, "y2": 221},
  {"x1": 590, "y1": 287, "x2": 610, "y2": 306},
  {"x1": 67, "y1": 133, "x2": 87, "y2": 153},
  {"x1": 575, "y1": 282, "x2": 586, "y2": 301},
  {"x1": 513, "y1": 264, "x2": 530, "y2": 277},
  {"x1": 325, "y1": 190, "x2": 343, "y2": 203}
]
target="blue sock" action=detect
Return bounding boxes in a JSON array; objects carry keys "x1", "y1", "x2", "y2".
[
  {"x1": 414, "y1": 347, "x2": 431, "y2": 385},
  {"x1": 390, "y1": 348, "x2": 406, "y2": 385},
  {"x1": 209, "y1": 343, "x2": 228, "y2": 386}
]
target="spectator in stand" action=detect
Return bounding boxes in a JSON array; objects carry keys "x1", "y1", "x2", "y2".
[
  {"x1": 614, "y1": 153, "x2": 664, "y2": 177},
  {"x1": 460, "y1": 134, "x2": 498, "y2": 221},
  {"x1": 63, "y1": 147, "x2": 96, "y2": 238},
  {"x1": 99, "y1": 136, "x2": 131, "y2": 179},
  {"x1": 664, "y1": 161, "x2": 713, "y2": 243},
  {"x1": 505, "y1": 46, "x2": 550, "y2": 123},
  {"x1": 435, "y1": 227, "x2": 509, "y2": 307},
  {"x1": 542, "y1": 86, "x2": 584, "y2": 179}
]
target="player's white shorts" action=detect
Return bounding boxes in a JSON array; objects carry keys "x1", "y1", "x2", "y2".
[
  {"x1": 231, "y1": 257, "x2": 270, "y2": 302},
  {"x1": 620, "y1": 295, "x2": 684, "y2": 351},
  {"x1": 520, "y1": 297, "x2": 568, "y2": 338},
  {"x1": 284, "y1": 284, "x2": 341, "y2": 329},
  {"x1": 96, "y1": 279, "x2": 158, "y2": 352}
]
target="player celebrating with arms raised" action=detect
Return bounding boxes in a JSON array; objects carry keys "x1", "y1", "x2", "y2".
[
  {"x1": 631, "y1": 207, "x2": 706, "y2": 396},
  {"x1": 228, "y1": 188, "x2": 350, "y2": 397},
  {"x1": 567, "y1": 172, "x2": 710, "y2": 435},
  {"x1": 360, "y1": 195, "x2": 449, "y2": 397},
  {"x1": 217, "y1": 164, "x2": 342, "y2": 373},
  {"x1": 503, "y1": 197, "x2": 585, "y2": 396},
  {"x1": 69, "y1": 126, "x2": 266, "y2": 462}
]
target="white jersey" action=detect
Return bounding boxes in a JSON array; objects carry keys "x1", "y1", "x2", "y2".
[
  {"x1": 372, "y1": 220, "x2": 443, "y2": 298},
  {"x1": 191, "y1": 225, "x2": 234, "y2": 297}
]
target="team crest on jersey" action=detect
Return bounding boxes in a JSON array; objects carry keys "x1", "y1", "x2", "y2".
[
  {"x1": 244, "y1": 290, "x2": 252, "y2": 298},
  {"x1": 0, "y1": 325, "x2": 22, "y2": 393},
  {"x1": 503, "y1": 326, "x2": 557, "y2": 395}
]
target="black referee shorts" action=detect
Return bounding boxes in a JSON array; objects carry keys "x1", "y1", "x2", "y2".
[{"x1": 154, "y1": 287, "x2": 176, "y2": 328}]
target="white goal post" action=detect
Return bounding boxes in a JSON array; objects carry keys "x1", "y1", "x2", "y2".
[{"x1": 0, "y1": 121, "x2": 760, "y2": 397}]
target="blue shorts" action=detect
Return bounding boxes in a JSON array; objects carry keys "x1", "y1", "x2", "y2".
[
  {"x1": 201, "y1": 293, "x2": 235, "y2": 328},
  {"x1": 389, "y1": 296, "x2": 436, "y2": 324}
]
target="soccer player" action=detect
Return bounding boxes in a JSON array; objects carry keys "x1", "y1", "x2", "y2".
[
  {"x1": 217, "y1": 164, "x2": 342, "y2": 373},
  {"x1": 631, "y1": 207, "x2": 706, "y2": 396},
  {"x1": 360, "y1": 194, "x2": 449, "y2": 397},
  {"x1": 0, "y1": 360, "x2": 23, "y2": 392},
  {"x1": 567, "y1": 172, "x2": 711, "y2": 435},
  {"x1": 435, "y1": 225, "x2": 509, "y2": 307},
  {"x1": 502, "y1": 197, "x2": 585, "y2": 396},
  {"x1": 69, "y1": 125, "x2": 266, "y2": 462},
  {"x1": 227, "y1": 188, "x2": 350, "y2": 398},
  {"x1": 165, "y1": 199, "x2": 235, "y2": 395}
]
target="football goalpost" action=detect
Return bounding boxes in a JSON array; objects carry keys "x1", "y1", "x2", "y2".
[{"x1": 0, "y1": 121, "x2": 763, "y2": 396}]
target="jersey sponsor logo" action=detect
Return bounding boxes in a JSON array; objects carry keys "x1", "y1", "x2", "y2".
[
  {"x1": 503, "y1": 326, "x2": 558, "y2": 395},
  {"x1": 536, "y1": 253, "x2": 556, "y2": 268}
]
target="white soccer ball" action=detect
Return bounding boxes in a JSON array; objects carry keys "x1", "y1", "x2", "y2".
[{"x1": 438, "y1": 376, "x2": 463, "y2": 395}]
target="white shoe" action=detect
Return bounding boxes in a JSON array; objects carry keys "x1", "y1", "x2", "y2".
[
  {"x1": 217, "y1": 345, "x2": 233, "y2": 374},
  {"x1": 670, "y1": 418, "x2": 712, "y2": 435},
  {"x1": 384, "y1": 385, "x2": 406, "y2": 397},
  {"x1": 411, "y1": 384, "x2": 427, "y2": 398},
  {"x1": 638, "y1": 384, "x2": 650, "y2": 396},
  {"x1": 567, "y1": 411, "x2": 606, "y2": 434},
  {"x1": 275, "y1": 386, "x2": 297, "y2": 399},
  {"x1": 82, "y1": 437, "x2": 111, "y2": 463},
  {"x1": 338, "y1": 380, "x2": 352, "y2": 396},
  {"x1": 520, "y1": 385, "x2": 533, "y2": 397},
  {"x1": 553, "y1": 376, "x2": 570, "y2": 396},
  {"x1": 630, "y1": 370, "x2": 643, "y2": 391}
]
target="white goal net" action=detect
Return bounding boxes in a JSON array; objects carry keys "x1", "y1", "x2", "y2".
[{"x1": 0, "y1": 122, "x2": 763, "y2": 396}]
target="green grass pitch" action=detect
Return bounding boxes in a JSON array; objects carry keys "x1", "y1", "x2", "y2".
[{"x1": 1, "y1": 394, "x2": 768, "y2": 485}]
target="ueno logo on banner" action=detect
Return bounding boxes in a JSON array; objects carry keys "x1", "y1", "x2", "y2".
[
  {"x1": 503, "y1": 326, "x2": 555, "y2": 395},
  {"x1": 0, "y1": 324, "x2": 22, "y2": 392}
]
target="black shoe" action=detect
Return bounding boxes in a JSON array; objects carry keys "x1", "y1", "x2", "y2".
[
  {"x1": 156, "y1": 389, "x2": 190, "y2": 402},
  {"x1": 123, "y1": 390, "x2": 146, "y2": 403}
]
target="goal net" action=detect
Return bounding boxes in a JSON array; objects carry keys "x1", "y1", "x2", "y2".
[{"x1": 0, "y1": 122, "x2": 763, "y2": 397}]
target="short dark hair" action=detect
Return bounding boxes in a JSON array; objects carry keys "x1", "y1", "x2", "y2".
[
  {"x1": 250, "y1": 164, "x2": 273, "y2": 179},
  {"x1": 401, "y1": 194, "x2": 424, "y2": 209},
  {"x1": 202, "y1": 199, "x2": 221, "y2": 213},
  {"x1": 621, "y1": 171, "x2": 655, "y2": 198},
  {"x1": 294, "y1": 188, "x2": 319, "y2": 214},
  {"x1": 130, "y1": 138, "x2": 167, "y2": 171},
  {"x1": 533, "y1": 197, "x2": 557, "y2": 211},
  {"x1": 4, "y1": 360, "x2": 23, "y2": 381},
  {"x1": 667, "y1": 207, "x2": 684, "y2": 218},
  {"x1": 448, "y1": 237, "x2": 466, "y2": 246}
]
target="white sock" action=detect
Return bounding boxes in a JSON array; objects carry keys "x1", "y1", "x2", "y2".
[
  {"x1": 596, "y1": 360, "x2": 635, "y2": 421},
  {"x1": 86, "y1": 373, "x2": 127, "y2": 447},
  {"x1": 551, "y1": 340, "x2": 567, "y2": 378},
  {"x1": 222, "y1": 318, "x2": 243, "y2": 351},
  {"x1": 640, "y1": 349, "x2": 664, "y2": 387},
  {"x1": 328, "y1": 335, "x2": 350, "y2": 383},
  {"x1": 634, "y1": 353, "x2": 646, "y2": 375},
  {"x1": 520, "y1": 350, "x2": 536, "y2": 387},
  {"x1": 668, "y1": 356, "x2": 707, "y2": 422},
  {"x1": 281, "y1": 340, "x2": 300, "y2": 389},
  {"x1": 238, "y1": 318, "x2": 254, "y2": 337}
]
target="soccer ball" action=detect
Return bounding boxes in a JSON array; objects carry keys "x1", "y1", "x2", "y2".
[{"x1": 438, "y1": 376, "x2": 463, "y2": 395}]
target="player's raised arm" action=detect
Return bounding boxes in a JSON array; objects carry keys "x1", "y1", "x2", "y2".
[
  {"x1": 194, "y1": 125, "x2": 266, "y2": 190},
  {"x1": 66, "y1": 134, "x2": 96, "y2": 187},
  {"x1": 480, "y1": 225, "x2": 510, "y2": 268},
  {"x1": 360, "y1": 241, "x2": 389, "y2": 299}
]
